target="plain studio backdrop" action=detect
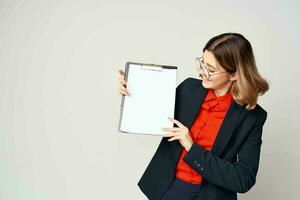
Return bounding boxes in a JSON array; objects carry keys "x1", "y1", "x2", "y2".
[{"x1": 0, "y1": 0, "x2": 299, "y2": 199}]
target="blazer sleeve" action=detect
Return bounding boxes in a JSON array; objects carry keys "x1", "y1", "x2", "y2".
[{"x1": 183, "y1": 111, "x2": 268, "y2": 193}]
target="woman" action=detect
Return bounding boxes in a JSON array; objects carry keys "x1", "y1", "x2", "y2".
[{"x1": 118, "y1": 32, "x2": 269, "y2": 200}]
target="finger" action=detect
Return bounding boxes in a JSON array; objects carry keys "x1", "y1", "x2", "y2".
[
  {"x1": 120, "y1": 85, "x2": 128, "y2": 91},
  {"x1": 163, "y1": 132, "x2": 182, "y2": 137},
  {"x1": 119, "y1": 84, "x2": 128, "y2": 92},
  {"x1": 118, "y1": 70, "x2": 125, "y2": 78},
  {"x1": 162, "y1": 131, "x2": 173, "y2": 137},
  {"x1": 119, "y1": 89, "x2": 130, "y2": 96},
  {"x1": 120, "y1": 88, "x2": 128, "y2": 94},
  {"x1": 120, "y1": 87, "x2": 130, "y2": 95},
  {"x1": 119, "y1": 91, "x2": 127, "y2": 96},
  {"x1": 168, "y1": 135, "x2": 181, "y2": 142},
  {"x1": 119, "y1": 77, "x2": 127, "y2": 85},
  {"x1": 118, "y1": 69, "x2": 125, "y2": 75},
  {"x1": 168, "y1": 117, "x2": 184, "y2": 127},
  {"x1": 161, "y1": 127, "x2": 182, "y2": 132},
  {"x1": 168, "y1": 117, "x2": 185, "y2": 128},
  {"x1": 119, "y1": 86, "x2": 129, "y2": 93}
]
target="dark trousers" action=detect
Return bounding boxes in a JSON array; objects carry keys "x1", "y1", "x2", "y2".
[{"x1": 161, "y1": 178, "x2": 202, "y2": 200}]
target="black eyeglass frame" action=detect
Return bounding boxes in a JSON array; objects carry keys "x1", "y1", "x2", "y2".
[{"x1": 195, "y1": 56, "x2": 232, "y2": 80}]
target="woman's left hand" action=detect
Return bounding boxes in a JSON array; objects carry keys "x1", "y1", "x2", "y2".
[{"x1": 161, "y1": 117, "x2": 194, "y2": 151}]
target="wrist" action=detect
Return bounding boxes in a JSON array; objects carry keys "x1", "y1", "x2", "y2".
[{"x1": 185, "y1": 142, "x2": 193, "y2": 151}]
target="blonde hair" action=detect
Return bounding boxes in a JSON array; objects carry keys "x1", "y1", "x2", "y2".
[{"x1": 203, "y1": 33, "x2": 269, "y2": 110}]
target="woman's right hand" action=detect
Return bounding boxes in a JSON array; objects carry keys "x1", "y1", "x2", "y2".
[{"x1": 118, "y1": 69, "x2": 130, "y2": 96}]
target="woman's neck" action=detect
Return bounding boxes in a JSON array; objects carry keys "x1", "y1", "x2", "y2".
[{"x1": 213, "y1": 82, "x2": 233, "y2": 97}]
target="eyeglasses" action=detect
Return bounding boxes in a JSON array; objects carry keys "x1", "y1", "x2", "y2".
[{"x1": 195, "y1": 56, "x2": 228, "y2": 80}]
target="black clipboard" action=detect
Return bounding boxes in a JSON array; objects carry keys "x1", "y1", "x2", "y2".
[{"x1": 118, "y1": 61, "x2": 177, "y2": 136}]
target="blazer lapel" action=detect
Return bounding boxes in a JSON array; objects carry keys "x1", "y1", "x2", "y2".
[{"x1": 210, "y1": 101, "x2": 243, "y2": 156}]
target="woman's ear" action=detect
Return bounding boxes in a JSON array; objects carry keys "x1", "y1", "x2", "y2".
[{"x1": 229, "y1": 72, "x2": 238, "y2": 81}]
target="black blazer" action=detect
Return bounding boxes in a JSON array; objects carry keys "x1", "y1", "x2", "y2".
[{"x1": 137, "y1": 78, "x2": 268, "y2": 200}]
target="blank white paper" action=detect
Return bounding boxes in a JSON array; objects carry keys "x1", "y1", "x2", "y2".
[{"x1": 119, "y1": 63, "x2": 177, "y2": 136}]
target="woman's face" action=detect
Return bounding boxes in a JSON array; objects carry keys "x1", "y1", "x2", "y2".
[{"x1": 200, "y1": 50, "x2": 235, "y2": 91}]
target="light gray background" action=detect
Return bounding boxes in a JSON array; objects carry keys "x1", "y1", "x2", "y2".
[{"x1": 0, "y1": 0, "x2": 299, "y2": 199}]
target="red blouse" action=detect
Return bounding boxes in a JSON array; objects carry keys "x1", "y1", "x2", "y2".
[{"x1": 175, "y1": 89, "x2": 234, "y2": 184}]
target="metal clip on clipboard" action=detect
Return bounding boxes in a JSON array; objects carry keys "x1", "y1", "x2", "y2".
[{"x1": 141, "y1": 64, "x2": 163, "y2": 72}]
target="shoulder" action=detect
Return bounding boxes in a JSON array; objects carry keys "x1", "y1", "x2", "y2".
[
  {"x1": 241, "y1": 103, "x2": 268, "y2": 126},
  {"x1": 176, "y1": 77, "x2": 206, "y2": 99},
  {"x1": 177, "y1": 77, "x2": 203, "y2": 91},
  {"x1": 179, "y1": 77, "x2": 202, "y2": 85}
]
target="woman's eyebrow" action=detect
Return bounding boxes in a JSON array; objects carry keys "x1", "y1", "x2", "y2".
[
  {"x1": 203, "y1": 58, "x2": 217, "y2": 69},
  {"x1": 206, "y1": 63, "x2": 217, "y2": 69}
]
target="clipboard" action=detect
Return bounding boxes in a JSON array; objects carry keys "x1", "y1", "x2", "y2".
[{"x1": 118, "y1": 61, "x2": 177, "y2": 136}]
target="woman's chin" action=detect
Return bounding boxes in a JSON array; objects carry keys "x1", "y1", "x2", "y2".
[{"x1": 202, "y1": 79, "x2": 211, "y2": 88}]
